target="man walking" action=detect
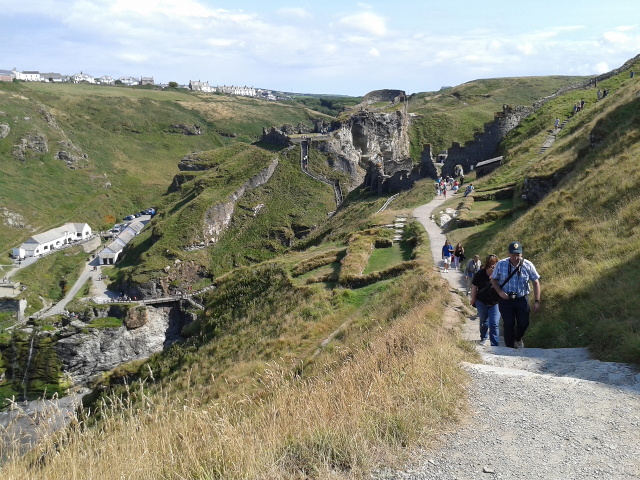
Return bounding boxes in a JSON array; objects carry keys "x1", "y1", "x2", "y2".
[{"x1": 490, "y1": 241, "x2": 541, "y2": 349}]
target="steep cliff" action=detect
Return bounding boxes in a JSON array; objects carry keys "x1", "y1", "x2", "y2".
[
  {"x1": 315, "y1": 90, "x2": 414, "y2": 193},
  {"x1": 54, "y1": 304, "x2": 192, "y2": 386}
]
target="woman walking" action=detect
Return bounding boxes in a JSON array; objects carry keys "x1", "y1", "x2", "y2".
[
  {"x1": 454, "y1": 242, "x2": 465, "y2": 270},
  {"x1": 470, "y1": 254, "x2": 501, "y2": 346}
]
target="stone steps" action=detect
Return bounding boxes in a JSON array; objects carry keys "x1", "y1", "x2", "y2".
[{"x1": 474, "y1": 346, "x2": 640, "y2": 391}]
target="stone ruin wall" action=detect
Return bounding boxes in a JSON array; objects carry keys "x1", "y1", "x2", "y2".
[{"x1": 440, "y1": 104, "x2": 534, "y2": 176}]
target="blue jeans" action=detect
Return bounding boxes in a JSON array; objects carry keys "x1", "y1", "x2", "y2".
[
  {"x1": 498, "y1": 296, "x2": 530, "y2": 348},
  {"x1": 476, "y1": 300, "x2": 500, "y2": 346}
]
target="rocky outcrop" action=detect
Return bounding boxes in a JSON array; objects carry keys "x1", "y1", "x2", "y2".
[
  {"x1": 200, "y1": 158, "x2": 279, "y2": 246},
  {"x1": 54, "y1": 140, "x2": 89, "y2": 168},
  {"x1": 261, "y1": 126, "x2": 292, "y2": 147},
  {"x1": 54, "y1": 304, "x2": 191, "y2": 385},
  {"x1": 522, "y1": 174, "x2": 562, "y2": 205},
  {"x1": 1, "y1": 207, "x2": 31, "y2": 229},
  {"x1": 315, "y1": 93, "x2": 413, "y2": 193},
  {"x1": 177, "y1": 153, "x2": 216, "y2": 171},
  {"x1": 361, "y1": 89, "x2": 407, "y2": 106},
  {"x1": 168, "y1": 124, "x2": 202, "y2": 135},
  {"x1": 0, "y1": 123, "x2": 9, "y2": 139},
  {"x1": 13, "y1": 132, "x2": 48, "y2": 162}
]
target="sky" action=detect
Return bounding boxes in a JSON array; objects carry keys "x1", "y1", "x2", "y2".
[{"x1": 2, "y1": 0, "x2": 640, "y2": 96}]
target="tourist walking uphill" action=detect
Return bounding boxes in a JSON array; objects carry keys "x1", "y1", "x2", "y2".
[
  {"x1": 470, "y1": 255, "x2": 501, "y2": 346},
  {"x1": 464, "y1": 254, "x2": 482, "y2": 294},
  {"x1": 490, "y1": 241, "x2": 541, "y2": 349}
]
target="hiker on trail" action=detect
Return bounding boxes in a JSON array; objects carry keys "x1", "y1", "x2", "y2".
[
  {"x1": 453, "y1": 242, "x2": 465, "y2": 270},
  {"x1": 464, "y1": 254, "x2": 482, "y2": 294},
  {"x1": 441, "y1": 240, "x2": 454, "y2": 273},
  {"x1": 490, "y1": 241, "x2": 541, "y2": 349},
  {"x1": 470, "y1": 254, "x2": 501, "y2": 346},
  {"x1": 555, "y1": 118, "x2": 560, "y2": 129}
]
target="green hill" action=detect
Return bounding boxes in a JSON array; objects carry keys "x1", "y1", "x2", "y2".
[
  {"x1": 444, "y1": 58, "x2": 640, "y2": 363},
  {"x1": 2, "y1": 59, "x2": 640, "y2": 478},
  {"x1": 408, "y1": 75, "x2": 587, "y2": 158},
  {"x1": 0, "y1": 82, "x2": 331, "y2": 256}
]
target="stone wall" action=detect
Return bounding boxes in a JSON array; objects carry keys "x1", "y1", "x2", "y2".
[
  {"x1": 362, "y1": 89, "x2": 407, "y2": 106},
  {"x1": 261, "y1": 126, "x2": 291, "y2": 146},
  {"x1": 440, "y1": 104, "x2": 534, "y2": 176}
]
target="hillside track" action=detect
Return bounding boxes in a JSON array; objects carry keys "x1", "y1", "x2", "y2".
[{"x1": 374, "y1": 189, "x2": 640, "y2": 479}]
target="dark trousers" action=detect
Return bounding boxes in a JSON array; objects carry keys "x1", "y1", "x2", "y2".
[{"x1": 498, "y1": 296, "x2": 530, "y2": 348}]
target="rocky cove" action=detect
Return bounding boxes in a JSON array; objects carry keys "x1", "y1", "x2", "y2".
[{"x1": 0, "y1": 301, "x2": 196, "y2": 406}]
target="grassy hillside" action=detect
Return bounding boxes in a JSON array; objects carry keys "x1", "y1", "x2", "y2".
[
  {"x1": 443, "y1": 59, "x2": 640, "y2": 363},
  {"x1": 2, "y1": 200, "x2": 474, "y2": 479},
  {"x1": 0, "y1": 82, "x2": 329, "y2": 255},
  {"x1": 408, "y1": 75, "x2": 586, "y2": 158},
  {"x1": 111, "y1": 143, "x2": 337, "y2": 289},
  {"x1": 2, "y1": 60, "x2": 640, "y2": 479}
]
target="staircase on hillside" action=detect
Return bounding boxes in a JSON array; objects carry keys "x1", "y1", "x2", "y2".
[
  {"x1": 539, "y1": 118, "x2": 570, "y2": 155},
  {"x1": 300, "y1": 140, "x2": 344, "y2": 208}
]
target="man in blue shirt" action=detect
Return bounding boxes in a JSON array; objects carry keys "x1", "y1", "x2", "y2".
[{"x1": 490, "y1": 241, "x2": 541, "y2": 349}]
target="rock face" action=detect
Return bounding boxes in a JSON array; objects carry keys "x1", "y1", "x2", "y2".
[
  {"x1": 0, "y1": 123, "x2": 9, "y2": 139},
  {"x1": 169, "y1": 124, "x2": 202, "y2": 135},
  {"x1": 54, "y1": 304, "x2": 191, "y2": 386},
  {"x1": 200, "y1": 158, "x2": 279, "y2": 247},
  {"x1": 315, "y1": 91, "x2": 414, "y2": 193},
  {"x1": 1, "y1": 207, "x2": 31, "y2": 229},
  {"x1": 13, "y1": 132, "x2": 49, "y2": 162}
]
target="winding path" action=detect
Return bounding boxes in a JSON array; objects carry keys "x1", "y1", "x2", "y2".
[{"x1": 372, "y1": 191, "x2": 640, "y2": 479}]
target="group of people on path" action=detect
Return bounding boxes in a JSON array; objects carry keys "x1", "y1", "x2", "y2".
[
  {"x1": 441, "y1": 240, "x2": 466, "y2": 273},
  {"x1": 442, "y1": 239, "x2": 541, "y2": 349},
  {"x1": 435, "y1": 173, "x2": 465, "y2": 198}
]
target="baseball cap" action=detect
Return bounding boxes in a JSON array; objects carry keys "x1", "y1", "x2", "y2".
[{"x1": 508, "y1": 241, "x2": 523, "y2": 254}]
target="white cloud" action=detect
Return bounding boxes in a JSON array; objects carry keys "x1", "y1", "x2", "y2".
[
  {"x1": 602, "y1": 31, "x2": 629, "y2": 45},
  {"x1": 276, "y1": 7, "x2": 311, "y2": 19},
  {"x1": 339, "y1": 11, "x2": 387, "y2": 37},
  {"x1": 594, "y1": 62, "x2": 610, "y2": 73},
  {"x1": 369, "y1": 47, "x2": 380, "y2": 57}
]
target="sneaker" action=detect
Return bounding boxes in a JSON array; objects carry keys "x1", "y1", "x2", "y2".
[
  {"x1": 478, "y1": 339, "x2": 487, "y2": 346},
  {"x1": 515, "y1": 340, "x2": 524, "y2": 349}
]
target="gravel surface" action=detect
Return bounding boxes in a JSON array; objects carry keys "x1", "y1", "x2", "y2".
[{"x1": 372, "y1": 195, "x2": 640, "y2": 479}]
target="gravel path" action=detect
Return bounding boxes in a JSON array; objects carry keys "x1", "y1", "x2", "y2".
[{"x1": 373, "y1": 193, "x2": 640, "y2": 479}]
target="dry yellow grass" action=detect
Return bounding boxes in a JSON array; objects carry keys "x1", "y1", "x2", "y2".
[{"x1": 1, "y1": 266, "x2": 471, "y2": 480}]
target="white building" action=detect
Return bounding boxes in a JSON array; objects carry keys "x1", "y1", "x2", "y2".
[
  {"x1": 97, "y1": 75, "x2": 115, "y2": 85},
  {"x1": 13, "y1": 70, "x2": 42, "y2": 81},
  {"x1": 12, "y1": 223, "x2": 92, "y2": 258},
  {"x1": 118, "y1": 76, "x2": 138, "y2": 86},
  {"x1": 98, "y1": 220, "x2": 145, "y2": 265},
  {"x1": 216, "y1": 85, "x2": 257, "y2": 97},
  {"x1": 189, "y1": 80, "x2": 214, "y2": 92},
  {"x1": 71, "y1": 72, "x2": 95, "y2": 84}
]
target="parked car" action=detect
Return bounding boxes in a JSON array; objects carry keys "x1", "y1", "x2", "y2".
[{"x1": 124, "y1": 215, "x2": 134, "y2": 221}]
